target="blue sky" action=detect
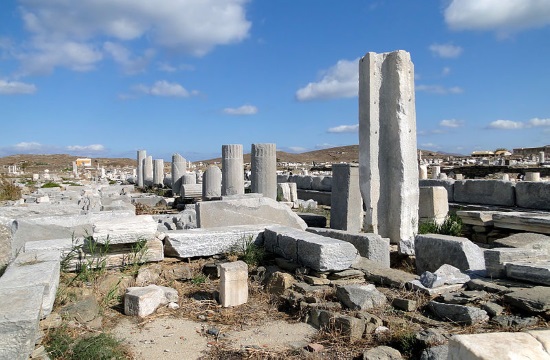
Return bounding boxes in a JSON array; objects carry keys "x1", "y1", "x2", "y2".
[{"x1": 1, "y1": 0, "x2": 549, "y2": 161}]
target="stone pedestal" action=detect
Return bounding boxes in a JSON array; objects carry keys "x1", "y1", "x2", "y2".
[
  {"x1": 219, "y1": 261, "x2": 248, "y2": 307},
  {"x1": 540, "y1": 151, "x2": 545, "y2": 164},
  {"x1": 251, "y1": 143, "x2": 277, "y2": 199},
  {"x1": 171, "y1": 153, "x2": 186, "y2": 196},
  {"x1": 525, "y1": 172, "x2": 541, "y2": 182},
  {"x1": 222, "y1": 144, "x2": 244, "y2": 196},
  {"x1": 202, "y1": 165, "x2": 222, "y2": 200},
  {"x1": 330, "y1": 164, "x2": 362, "y2": 232},
  {"x1": 359, "y1": 50, "x2": 419, "y2": 254},
  {"x1": 137, "y1": 150, "x2": 146, "y2": 187},
  {"x1": 153, "y1": 159, "x2": 164, "y2": 186}
]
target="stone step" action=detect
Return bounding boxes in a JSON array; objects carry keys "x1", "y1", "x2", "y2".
[{"x1": 492, "y1": 212, "x2": 550, "y2": 235}]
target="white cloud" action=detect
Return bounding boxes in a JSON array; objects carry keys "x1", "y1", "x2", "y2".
[
  {"x1": 528, "y1": 117, "x2": 550, "y2": 127},
  {"x1": 288, "y1": 146, "x2": 307, "y2": 153},
  {"x1": 0, "y1": 79, "x2": 36, "y2": 94},
  {"x1": 487, "y1": 117, "x2": 550, "y2": 130},
  {"x1": 440, "y1": 119, "x2": 464, "y2": 128},
  {"x1": 327, "y1": 124, "x2": 359, "y2": 133},
  {"x1": 16, "y1": 40, "x2": 103, "y2": 75},
  {"x1": 14, "y1": 142, "x2": 43, "y2": 151},
  {"x1": 134, "y1": 80, "x2": 197, "y2": 97},
  {"x1": 416, "y1": 84, "x2": 463, "y2": 94},
  {"x1": 157, "y1": 62, "x2": 195, "y2": 72},
  {"x1": 103, "y1": 42, "x2": 154, "y2": 74},
  {"x1": 429, "y1": 43, "x2": 463, "y2": 58},
  {"x1": 420, "y1": 143, "x2": 441, "y2": 149},
  {"x1": 444, "y1": 0, "x2": 550, "y2": 33},
  {"x1": 487, "y1": 119, "x2": 525, "y2": 130},
  {"x1": 315, "y1": 143, "x2": 336, "y2": 149},
  {"x1": 223, "y1": 105, "x2": 258, "y2": 115},
  {"x1": 442, "y1": 67, "x2": 451, "y2": 76},
  {"x1": 14, "y1": 0, "x2": 251, "y2": 74},
  {"x1": 66, "y1": 144, "x2": 105, "y2": 152},
  {"x1": 296, "y1": 58, "x2": 359, "y2": 101}
]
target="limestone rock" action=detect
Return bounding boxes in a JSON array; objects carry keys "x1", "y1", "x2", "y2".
[
  {"x1": 264, "y1": 225, "x2": 358, "y2": 272},
  {"x1": 515, "y1": 181, "x2": 550, "y2": 210},
  {"x1": 60, "y1": 295, "x2": 100, "y2": 323},
  {"x1": 124, "y1": 285, "x2": 178, "y2": 317},
  {"x1": 505, "y1": 261, "x2": 550, "y2": 286},
  {"x1": 492, "y1": 212, "x2": 550, "y2": 235},
  {"x1": 484, "y1": 247, "x2": 546, "y2": 278},
  {"x1": 266, "y1": 272, "x2": 296, "y2": 295},
  {"x1": 415, "y1": 234, "x2": 485, "y2": 274},
  {"x1": 219, "y1": 261, "x2": 248, "y2": 307},
  {"x1": 308, "y1": 228, "x2": 390, "y2": 268},
  {"x1": 336, "y1": 284, "x2": 387, "y2": 310},
  {"x1": 419, "y1": 345, "x2": 449, "y2": 360},
  {"x1": 493, "y1": 232, "x2": 550, "y2": 255}
]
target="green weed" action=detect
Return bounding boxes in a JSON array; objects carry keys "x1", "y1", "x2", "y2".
[
  {"x1": 42, "y1": 181, "x2": 61, "y2": 188},
  {"x1": 191, "y1": 274, "x2": 208, "y2": 285},
  {"x1": 228, "y1": 235, "x2": 265, "y2": 267},
  {"x1": 418, "y1": 213, "x2": 463, "y2": 237}
]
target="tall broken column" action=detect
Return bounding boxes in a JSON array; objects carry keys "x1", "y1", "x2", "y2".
[
  {"x1": 222, "y1": 144, "x2": 244, "y2": 196},
  {"x1": 359, "y1": 50, "x2": 419, "y2": 255},
  {"x1": 143, "y1": 156, "x2": 153, "y2": 186},
  {"x1": 153, "y1": 159, "x2": 164, "y2": 187},
  {"x1": 137, "y1": 150, "x2": 146, "y2": 187},
  {"x1": 330, "y1": 163, "x2": 362, "y2": 232},
  {"x1": 171, "y1": 153, "x2": 186, "y2": 196},
  {"x1": 250, "y1": 143, "x2": 277, "y2": 199}
]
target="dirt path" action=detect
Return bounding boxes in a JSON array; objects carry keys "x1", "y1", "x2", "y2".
[{"x1": 113, "y1": 317, "x2": 317, "y2": 359}]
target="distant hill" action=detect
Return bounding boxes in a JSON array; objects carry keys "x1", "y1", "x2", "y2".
[
  {"x1": 0, "y1": 145, "x2": 462, "y2": 174},
  {"x1": 0, "y1": 154, "x2": 135, "y2": 173}
]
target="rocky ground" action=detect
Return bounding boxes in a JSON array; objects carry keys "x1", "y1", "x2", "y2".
[{"x1": 38, "y1": 241, "x2": 549, "y2": 360}]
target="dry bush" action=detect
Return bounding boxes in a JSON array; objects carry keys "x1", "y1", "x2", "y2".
[{"x1": 0, "y1": 176, "x2": 21, "y2": 201}]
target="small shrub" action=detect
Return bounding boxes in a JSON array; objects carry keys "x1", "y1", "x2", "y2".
[
  {"x1": 228, "y1": 235, "x2": 265, "y2": 267},
  {"x1": 0, "y1": 177, "x2": 21, "y2": 201},
  {"x1": 71, "y1": 333, "x2": 127, "y2": 360},
  {"x1": 191, "y1": 274, "x2": 208, "y2": 285},
  {"x1": 418, "y1": 214, "x2": 462, "y2": 237},
  {"x1": 44, "y1": 326, "x2": 73, "y2": 358},
  {"x1": 42, "y1": 181, "x2": 61, "y2": 188}
]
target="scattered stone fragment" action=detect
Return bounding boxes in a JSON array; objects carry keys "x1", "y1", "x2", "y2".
[
  {"x1": 391, "y1": 298, "x2": 417, "y2": 312},
  {"x1": 484, "y1": 247, "x2": 546, "y2": 278},
  {"x1": 363, "y1": 345, "x2": 403, "y2": 360},
  {"x1": 439, "y1": 290, "x2": 488, "y2": 305},
  {"x1": 334, "y1": 315, "x2": 366, "y2": 341},
  {"x1": 428, "y1": 301, "x2": 489, "y2": 325},
  {"x1": 328, "y1": 269, "x2": 365, "y2": 280},
  {"x1": 336, "y1": 284, "x2": 387, "y2": 310},
  {"x1": 306, "y1": 343, "x2": 324, "y2": 352},
  {"x1": 493, "y1": 232, "x2": 550, "y2": 255},
  {"x1": 358, "y1": 312, "x2": 383, "y2": 334},
  {"x1": 491, "y1": 315, "x2": 538, "y2": 328},
  {"x1": 266, "y1": 272, "x2": 296, "y2": 295},
  {"x1": 302, "y1": 275, "x2": 331, "y2": 286},
  {"x1": 466, "y1": 278, "x2": 511, "y2": 294},
  {"x1": 292, "y1": 282, "x2": 331, "y2": 297},
  {"x1": 408, "y1": 280, "x2": 464, "y2": 296},
  {"x1": 135, "y1": 264, "x2": 162, "y2": 286},
  {"x1": 162, "y1": 264, "x2": 193, "y2": 281},
  {"x1": 481, "y1": 302, "x2": 504, "y2": 317},
  {"x1": 419, "y1": 344, "x2": 449, "y2": 360},
  {"x1": 419, "y1": 264, "x2": 471, "y2": 288},
  {"x1": 124, "y1": 285, "x2": 178, "y2": 317},
  {"x1": 60, "y1": 295, "x2": 101, "y2": 323},
  {"x1": 353, "y1": 257, "x2": 417, "y2": 289},
  {"x1": 415, "y1": 328, "x2": 448, "y2": 347}
]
